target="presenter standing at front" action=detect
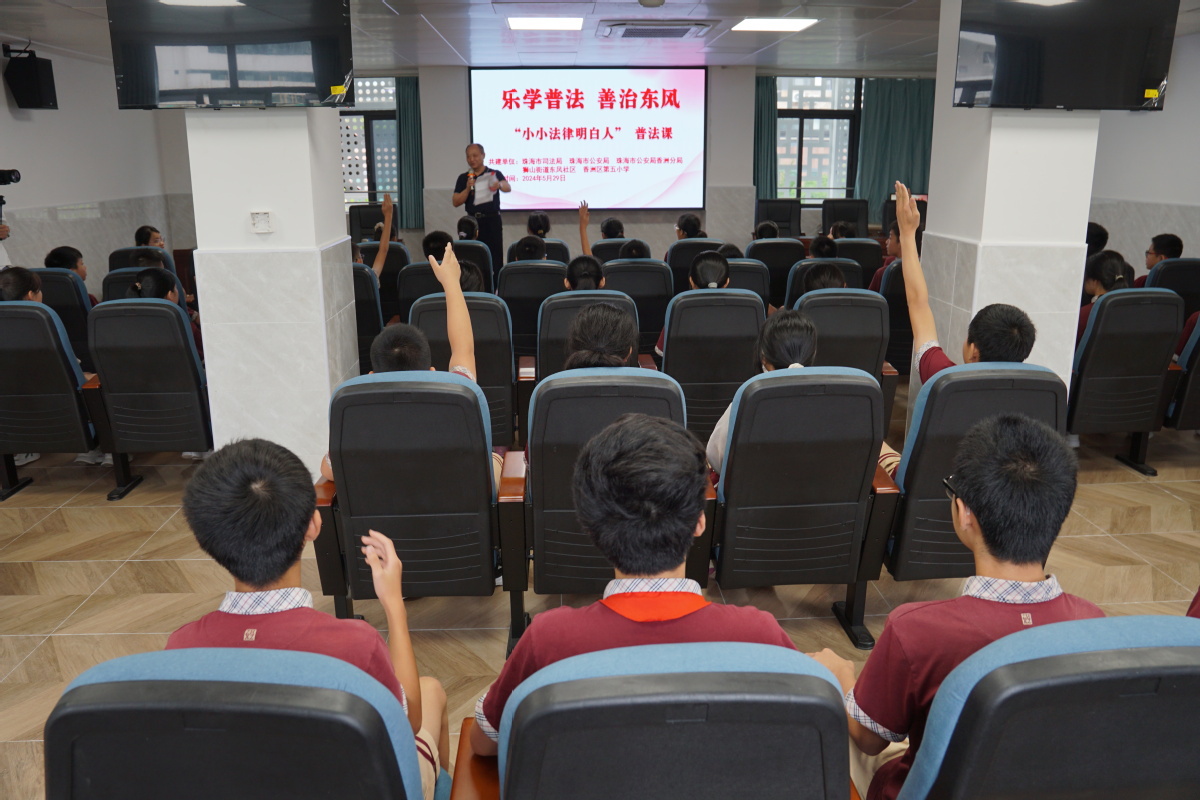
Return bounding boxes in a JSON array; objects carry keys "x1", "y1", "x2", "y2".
[{"x1": 452, "y1": 143, "x2": 511, "y2": 284}]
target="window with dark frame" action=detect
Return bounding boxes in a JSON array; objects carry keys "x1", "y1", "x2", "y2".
[
  {"x1": 339, "y1": 78, "x2": 399, "y2": 211},
  {"x1": 774, "y1": 77, "x2": 863, "y2": 204}
]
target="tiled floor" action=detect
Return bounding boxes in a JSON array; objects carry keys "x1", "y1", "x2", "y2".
[{"x1": 2, "y1": 417, "x2": 1199, "y2": 798}]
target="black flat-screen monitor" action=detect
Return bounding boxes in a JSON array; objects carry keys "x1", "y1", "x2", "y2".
[
  {"x1": 955, "y1": 0, "x2": 1180, "y2": 110},
  {"x1": 106, "y1": 0, "x2": 353, "y2": 109}
]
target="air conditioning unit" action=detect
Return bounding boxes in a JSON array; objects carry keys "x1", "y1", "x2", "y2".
[{"x1": 597, "y1": 21, "x2": 712, "y2": 40}]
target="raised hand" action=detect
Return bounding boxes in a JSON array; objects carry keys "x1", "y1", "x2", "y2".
[
  {"x1": 894, "y1": 181, "x2": 921, "y2": 236},
  {"x1": 578, "y1": 200, "x2": 590, "y2": 226},
  {"x1": 429, "y1": 241, "x2": 462, "y2": 287}
]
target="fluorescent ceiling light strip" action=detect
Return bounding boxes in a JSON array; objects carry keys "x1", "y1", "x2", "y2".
[
  {"x1": 159, "y1": 0, "x2": 244, "y2": 6},
  {"x1": 732, "y1": 18, "x2": 819, "y2": 33},
  {"x1": 508, "y1": 18, "x2": 584, "y2": 31}
]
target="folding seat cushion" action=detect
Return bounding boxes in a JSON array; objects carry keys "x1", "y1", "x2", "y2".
[{"x1": 535, "y1": 290, "x2": 637, "y2": 380}]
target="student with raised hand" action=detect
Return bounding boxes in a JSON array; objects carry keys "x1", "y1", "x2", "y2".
[
  {"x1": 563, "y1": 302, "x2": 637, "y2": 369},
  {"x1": 655, "y1": 250, "x2": 730, "y2": 357},
  {"x1": 470, "y1": 413, "x2": 800, "y2": 757},
  {"x1": 577, "y1": 200, "x2": 592, "y2": 256},
  {"x1": 564, "y1": 255, "x2": 604, "y2": 291},
  {"x1": 366, "y1": 193, "x2": 395, "y2": 284},
  {"x1": 1077, "y1": 250, "x2": 1131, "y2": 343},
  {"x1": 168, "y1": 439, "x2": 450, "y2": 799}
]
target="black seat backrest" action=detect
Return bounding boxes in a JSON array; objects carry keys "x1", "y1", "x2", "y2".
[
  {"x1": 745, "y1": 239, "x2": 809, "y2": 307},
  {"x1": 352, "y1": 265, "x2": 384, "y2": 376},
  {"x1": 0, "y1": 302, "x2": 93, "y2": 455},
  {"x1": 881, "y1": 197, "x2": 927, "y2": 236},
  {"x1": 665, "y1": 238, "x2": 724, "y2": 296},
  {"x1": 35, "y1": 268, "x2": 94, "y2": 372},
  {"x1": 508, "y1": 238, "x2": 570, "y2": 264},
  {"x1": 108, "y1": 246, "x2": 176, "y2": 274},
  {"x1": 395, "y1": 263, "x2": 443, "y2": 325},
  {"x1": 409, "y1": 293, "x2": 515, "y2": 443},
  {"x1": 102, "y1": 267, "x2": 189, "y2": 313},
  {"x1": 880, "y1": 263, "x2": 913, "y2": 374},
  {"x1": 715, "y1": 369, "x2": 884, "y2": 589},
  {"x1": 662, "y1": 290, "x2": 765, "y2": 440},
  {"x1": 536, "y1": 291, "x2": 638, "y2": 381},
  {"x1": 360, "y1": 242, "x2": 413, "y2": 321},
  {"x1": 726, "y1": 258, "x2": 771, "y2": 308},
  {"x1": 1069, "y1": 289, "x2": 1184, "y2": 435},
  {"x1": 785, "y1": 259, "x2": 865, "y2": 309},
  {"x1": 1146, "y1": 258, "x2": 1200, "y2": 320},
  {"x1": 88, "y1": 299, "x2": 211, "y2": 454},
  {"x1": 451, "y1": 240, "x2": 494, "y2": 291},
  {"x1": 347, "y1": 203, "x2": 385, "y2": 243},
  {"x1": 890, "y1": 364, "x2": 1067, "y2": 581},
  {"x1": 600, "y1": 259, "x2": 673, "y2": 353},
  {"x1": 497, "y1": 261, "x2": 570, "y2": 356},
  {"x1": 830, "y1": 239, "x2": 881, "y2": 286},
  {"x1": 329, "y1": 374, "x2": 497, "y2": 597},
  {"x1": 591, "y1": 238, "x2": 632, "y2": 264},
  {"x1": 527, "y1": 368, "x2": 685, "y2": 593},
  {"x1": 798, "y1": 289, "x2": 889, "y2": 378},
  {"x1": 756, "y1": 198, "x2": 803, "y2": 237},
  {"x1": 821, "y1": 199, "x2": 868, "y2": 238}
]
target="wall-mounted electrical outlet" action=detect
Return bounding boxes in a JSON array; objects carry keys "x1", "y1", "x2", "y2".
[{"x1": 250, "y1": 211, "x2": 272, "y2": 233}]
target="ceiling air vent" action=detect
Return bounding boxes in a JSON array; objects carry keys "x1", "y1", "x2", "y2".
[{"x1": 598, "y1": 21, "x2": 712, "y2": 40}]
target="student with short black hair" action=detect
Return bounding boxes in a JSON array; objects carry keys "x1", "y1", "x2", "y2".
[
  {"x1": 564, "y1": 255, "x2": 604, "y2": 291},
  {"x1": 457, "y1": 215, "x2": 478, "y2": 241},
  {"x1": 1135, "y1": 233, "x2": 1185, "y2": 287},
  {"x1": 458, "y1": 258, "x2": 485, "y2": 293},
  {"x1": 1085, "y1": 222, "x2": 1109, "y2": 257},
  {"x1": 513, "y1": 234, "x2": 547, "y2": 262},
  {"x1": 828, "y1": 220, "x2": 856, "y2": 239},
  {"x1": 135, "y1": 225, "x2": 164, "y2": 249},
  {"x1": 655, "y1": 251, "x2": 731, "y2": 357},
  {"x1": 44, "y1": 245, "x2": 98, "y2": 307},
  {"x1": 717, "y1": 243, "x2": 743, "y2": 260},
  {"x1": 422, "y1": 230, "x2": 455, "y2": 260},
  {"x1": 563, "y1": 302, "x2": 637, "y2": 369},
  {"x1": 527, "y1": 211, "x2": 551, "y2": 239},
  {"x1": 470, "y1": 413, "x2": 800, "y2": 757},
  {"x1": 617, "y1": 239, "x2": 650, "y2": 260},
  {"x1": 600, "y1": 216, "x2": 624, "y2": 239},
  {"x1": 127, "y1": 267, "x2": 204, "y2": 363},
  {"x1": 802, "y1": 262, "x2": 847, "y2": 295},
  {"x1": 168, "y1": 438, "x2": 450, "y2": 799},
  {"x1": 0, "y1": 265, "x2": 42, "y2": 302},
  {"x1": 813, "y1": 414, "x2": 1103, "y2": 800},
  {"x1": 754, "y1": 220, "x2": 779, "y2": 240},
  {"x1": 810, "y1": 235, "x2": 838, "y2": 260},
  {"x1": 1077, "y1": 250, "x2": 1132, "y2": 343}
]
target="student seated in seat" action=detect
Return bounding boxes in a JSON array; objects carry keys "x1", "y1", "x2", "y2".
[
  {"x1": 1077, "y1": 250, "x2": 1132, "y2": 343},
  {"x1": 810, "y1": 235, "x2": 838, "y2": 261},
  {"x1": 1135, "y1": 233, "x2": 1184, "y2": 288},
  {"x1": 564, "y1": 255, "x2": 605, "y2": 291},
  {"x1": 813, "y1": 414, "x2": 1104, "y2": 800},
  {"x1": 513, "y1": 235, "x2": 547, "y2": 262},
  {"x1": 617, "y1": 238, "x2": 651, "y2": 260},
  {"x1": 168, "y1": 439, "x2": 450, "y2": 800},
  {"x1": 457, "y1": 215, "x2": 478, "y2": 241},
  {"x1": 829, "y1": 220, "x2": 856, "y2": 240},
  {"x1": 134, "y1": 224, "x2": 164, "y2": 249},
  {"x1": 470, "y1": 413, "x2": 800, "y2": 756},
  {"x1": 564, "y1": 302, "x2": 638, "y2": 370},
  {"x1": 421, "y1": 230, "x2": 454, "y2": 261},
  {"x1": 1, "y1": 267, "x2": 46, "y2": 466},
  {"x1": 803, "y1": 262, "x2": 847, "y2": 294},
  {"x1": 753, "y1": 220, "x2": 779, "y2": 240},
  {"x1": 127, "y1": 267, "x2": 203, "y2": 362},
  {"x1": 654, "y1": 250, "x2": 731, "y2": 357},
  {"x1": 527, "y1": 211, "x2": 550, "y2": 239},
  {"x1": 717, "y1": 243, "x2": 744, "y2": 260},
  {"x1": 458, "y1": 259, "x2": 485, "y2": 293},
  {"x1": 44, "y1": 245, "x2": 97, "y2": 306}
]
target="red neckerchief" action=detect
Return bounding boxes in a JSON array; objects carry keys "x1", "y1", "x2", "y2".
[{"x1": 599, "y1": 591, "x2": 711, "y2": 622}]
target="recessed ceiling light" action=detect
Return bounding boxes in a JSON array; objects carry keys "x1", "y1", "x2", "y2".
[
  {"x1": 1013, "y1": 0, "x2": 1077, "y2": 5},
  {"x1": 159, "y1": 0, "x2": 245, "y2": 6},
  {"x1": 507, "y1": 18, "x2": 585, "y2": 31},
  {"x1": 732, "y1": 18, "x2": 819, "y2": 33}
]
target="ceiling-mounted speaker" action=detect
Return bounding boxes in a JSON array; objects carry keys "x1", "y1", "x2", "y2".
[{"x1": 3, "y1": 46, "x2": 58, "y2": 110}]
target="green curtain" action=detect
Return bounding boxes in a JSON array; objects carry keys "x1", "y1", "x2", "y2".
[
  {"x1": 395, "y1": 76, "x2": 425, "y2": 230},
  {"x1": 753, "y1": 76, "x2": 778, "y2": 200},
  {"x1": 855, "y1": 78, "x2": 935, "y2": 225}
]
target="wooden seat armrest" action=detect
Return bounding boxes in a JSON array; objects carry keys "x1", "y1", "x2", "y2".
[
  {"x1": 705, "y1": 476, "x2": 717, "y2": 501},
  {"x1": 882, "y1": 361, "x2": 898, "y2": 377},
  {"x1": 314, "y1": 478, "x2": 336, "y2": 507},
  {"x1": 82, "y1": 375, "x2": 101, "y2": 390},
  {"x1": 450, "y1": 718, "x2": 501, "y2": 800},
  {"x1": 872, "y1": 464, "x2": 900, "y2": 494},
  {"x1": 518, "y1": 356, "x2": 535, "y2": 381},
  {"x1": 499, "y1": 450, "x2": 527, "y2": 503},
  {"x1": 1170, "y1": 362, "x2": 1183, "y2": 372},
  {"x1": 638, "y1": 353, "x2": 659, "y2": 371}
]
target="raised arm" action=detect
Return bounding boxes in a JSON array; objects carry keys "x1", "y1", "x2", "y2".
[
  {"x1": 371, "y1": 193, "x2": 393, "y2": 282},
  {"x1": 429, "y1": 243, "x2": 477, "y2": 379},
  {"x1": 578, "y1": 200, "x2": 592, "y2": 256},
  {"x1": 362, "y1": 530, "x2": 423, "y2": 733},
  {"x1": 895, "y1": 181, "x2": 937, "y2": 350}
]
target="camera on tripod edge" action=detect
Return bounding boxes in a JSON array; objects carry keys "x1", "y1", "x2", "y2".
[{"x1": 0, "y1": 170, "x2": 20, "y2": 186}]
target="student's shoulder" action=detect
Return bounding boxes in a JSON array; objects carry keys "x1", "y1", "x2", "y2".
[
  {"x1": 1059, "y1": 592, "x2": 1106, "y2": 618},
  {"x1": 701, "y1": 602, "x2": 792, "y2": 637},
  {"x1": 884, "y1": 597, "x2": 970, "y2": 632}
]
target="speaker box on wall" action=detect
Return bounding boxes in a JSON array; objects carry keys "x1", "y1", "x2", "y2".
[{"x1": 4, "y1": 54, "x2": 58, "y2": 109}]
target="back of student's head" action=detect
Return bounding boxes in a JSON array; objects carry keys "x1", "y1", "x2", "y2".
[
  {"x1": 370, "y1": 323, "x2": 432, "y2": 372},
  {"x1": 618, "y1": 239, "x2": 650, "y2": 260},
  {"x1": 1085, "y1": 250, "x2": 1131, "y2": 293},
  {"x1": 600, "y1": 217, "x2": 624, "y2": 239},
  {"x1": 567, "y1": 256, "x2": 604, "y2": 290},
  {"x1": 183, "y1": 438, "x2": 315, "y2": 587},
  {"x1": 754, "y1": 220, "x2": 779, "y2": 240},
  {"x1": 829, "y1": 221, "x2": 856, "y2": 239},
  {"x1": 758, "y1": 309, "x2": 818, "y2": 370},
  {"x1": 717, "y1": 243, "x2": 743, "y2": 260},
  {"x1": 132, "y1": 253, "x2": 164, "y2": 269},
  {"x1": 44, "y1": 245, "x2": 82, "y2": 271},
  {"x1": 126, "y1": 267, "x2": 175, "y2": 299},
  {"x1": 1152, "y1": 233, "x2": 1184, "y2": 260},
  {"x1": 953, "y1": 414, "x2": 1077, "y2": 565},
  {"x1": 422, "y1": 230, "x2": 454, "y2": 260},
  {"x1": 134, "y1": 225, "x2": 159, "y2": 247},
  {"x1": 527, "y1": 211, "x2": 550, "y2": 238},
  {"x1": 809, "y1": 235, "x2": 838, "y2": 260},
  {"x1": 564, "y1": 302, "x2": 638, "y2": 369},
  {"x1": 676, "y1": 213, "x2": 702, "y2": 239},
  {"x1": 457, "y1": 216, "x2": 478, "y2": 240},
  {"x1": 0, "y1": 266, "x2": 41, "y2": 301},
  {"x1": 515, "y1": 235, "x2": 547, "y2": 261},
  {"x1": 1086, "y1": 222, "x2": 1109, "y2": 257},
  {"x1": 689, "y1": 250, "x2": 729, "y2": 289},
  {"x1": 802, "y1": 262, "x2": 846, "y2": 294},
  {"x1": 573, "y1": 413, "x2": 707, "y2": 575},
  {"x1": 459, "y1": 259, "x2": 484, "y2": 293},
  {"x1": 968, "y1": 304, "x2": 1036, "y2": 363}
]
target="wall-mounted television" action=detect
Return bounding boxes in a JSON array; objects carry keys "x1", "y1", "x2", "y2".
[
  {"x1": 955, "y1": 0, "x2": 1180, "y2": 110},
  {"x1": 106, "y1": 0, "x2": 354, "y2": 109}
]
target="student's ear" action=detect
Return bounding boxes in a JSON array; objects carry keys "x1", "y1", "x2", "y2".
[
  {"x1": 305, "y1": 509, "x2": 322, "y2": 542},
  {"x1": 950, "y1": 497, "x2": 979, "y2": 549},
  {"x1": 693, "y1": 508, "x2": 707, "y2": 539},
  {"x1": 963, "y1": 341, "x2": 981, "y2": 364},
  {"x1": 429, "y1": 366, "x2": 436, "y2": 371},
  {"x1": 563, "y1": 278, "x2": 571, "y2": 290},
  {"x1": 598, "y1": 277, "x2": 606, "y2": 288}
]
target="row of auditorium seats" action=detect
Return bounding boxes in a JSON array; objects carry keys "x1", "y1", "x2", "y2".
[{"x1": 48, "y1": 588, "x2": 1200, "y2": 798}]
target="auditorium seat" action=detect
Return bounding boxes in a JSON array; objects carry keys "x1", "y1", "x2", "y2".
[
  {"x1": 1145, "y1": 257, "x2": 1200, "y2": 319},
  {"x1": 1165, "y1": 320, "x2": 1200, "y2": 433},
  {"x1": 1068, "y1": 288, "x2": 1183, "y2": 475},
  {"x1": 821, "y1": 198, "x2": 868, "y2": 238},
  {"x1": 347, "y1": 202, "x2": 386, "y2": 243},
  {"x1": 102, "y1": 267, "x2": 190, "y2": 313},
  {"x1": 785, "y1": 258, "x2": 865, "y2": 308},
  {"x1": 590, "y1": 237, "x2": 632, "y2": 264},
  {"x1": 34, "y1": 267, "x2": 94, "y2": 372},
  {"x1": 88, "y1": 299, "x2": 212, "y2": 500},
  {"x1": 108, "y1": 245, "x2": 176, "y2": 274},
  {"x1": 661, "y1": 289, "x2": 764, "y2": 440},
  {"x1": 726, "y1": 258, "x2": 771, "y2": 308},
  {"x1": 879, "y1": 263, "x2": 914, "y2": 374},
  {"x1": 451, "y1": 239, "x2": 495, "y2": 291},
  {"x1": 359, "y1": 241, "x2": 413, "y2": 321},
  {"x1": 831, "y1": 238, "x2": 882, "y2": 286},
  {"x1": 599, "y1": 258, "x2": 672, "y2": 353},
  {"x1": 410, "y1": 292, "x2": 515, "y2": 443},
  {"x1": 665, "y1": 238, "x2": 724, "y2": 296},
  {"x1": 712, "y1": 368, "x2": 895, "y2": 649},
  {"x1": 352, "y1": 264, "x2": 384, "y2": 376},
  {"x1": 468, "y1": 642, "x2": 850, "y2": 800},
  {"x1": 46, "y1": 648, "x2": 441, "y2": 800},
  {"x1": 745, "y1": 238, "x2": 808, "y2": 308},
  {"x1": 395, "y1": 262, "x2": 443, "y2": 324},
  {"x1": 897, "y1": 616, "x2": 1200, "y2": 800},
  {"x1": 536, "y1": 290, "x2": 638, "y2": 380},
  {"x1": 497, "y1": 260, "x2": 568, "y2": 356},
  {"x1": 508, "y1": 238, "x2": 570, "y2": 265}
]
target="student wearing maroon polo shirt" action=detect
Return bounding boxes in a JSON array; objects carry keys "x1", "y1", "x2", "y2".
[
  {"x1": 167, "y1": 439, "x2": 450, "y2": 800},
  {"x1": 1189, "y1": 587, "x2": 1200, "y2": 619},
  {"x1": 469, "y1": 414, "x2": 799, "y2": 757},
  {"x1": 812, "y1": 414, "x2": 1104, "y2": 800}
]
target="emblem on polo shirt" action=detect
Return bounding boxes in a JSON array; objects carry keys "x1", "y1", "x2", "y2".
[
  {"x1": 1020, "y1": 613, "x2": 1032, "y2": 626},
  {"x1": 244, "y1": 629, "x2": 257, "y2": 641}
]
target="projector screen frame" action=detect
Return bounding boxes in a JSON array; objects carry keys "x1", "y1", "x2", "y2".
[{"x1": 467, "y1": 65, "x2": 709, "y2": 212}]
